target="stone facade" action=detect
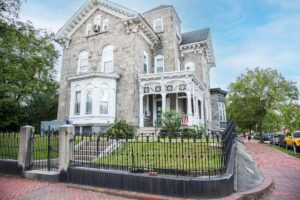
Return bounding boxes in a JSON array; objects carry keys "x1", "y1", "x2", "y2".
[
  {"x1": 210, "y1": 88, "x2": 227, "y2": 132},
  {"x1": 55, "y1": 0, "x2": 219, "y2": 132}
]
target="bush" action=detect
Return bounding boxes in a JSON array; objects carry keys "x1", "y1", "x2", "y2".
[
  {"x1": 157, "y1": 110, "x2": 184, "y2": 138},
  {"x1": 105, "y1": 119, "x2": 135, "y2": 139}
]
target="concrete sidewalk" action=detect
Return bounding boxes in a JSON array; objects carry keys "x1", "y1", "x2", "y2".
[{"x1": 245, "y1": 141, "x2": 300, "y2": 200}]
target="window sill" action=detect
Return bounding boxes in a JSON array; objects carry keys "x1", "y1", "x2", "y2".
[{"x1": 85, "y1": 30, "x2": 108, "y2": 38}]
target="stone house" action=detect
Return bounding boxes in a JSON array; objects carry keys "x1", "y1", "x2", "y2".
[{"x1": 55, "y1": 0, "x2": 226, "y2": 134}]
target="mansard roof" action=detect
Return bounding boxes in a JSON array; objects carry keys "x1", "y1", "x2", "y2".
[
  {"x1": 181, "y1": 28, "x2": 210, "y2": 45},
  {"x1": 210, "y1": 88, "x2": 228, "y2": 96}
]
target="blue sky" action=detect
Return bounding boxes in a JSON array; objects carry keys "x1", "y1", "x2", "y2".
[{"x1": 20, "y1": 0, "x2": 300, "y2": 91}]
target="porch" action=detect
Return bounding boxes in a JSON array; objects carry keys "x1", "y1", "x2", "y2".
[{"x1": 138, "y1": 71, "x2": 208, "y2": 128}]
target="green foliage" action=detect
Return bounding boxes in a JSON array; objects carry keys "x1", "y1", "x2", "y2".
[
  {"x1": 105, "y1": 119, "x2": 135, "y2": 139},
  {"x1": 227, "y1": 68, "x2": 299, "y2": 136},
  {"x1": 280, "y1": 104, "x2": 300, "y2": 133},
  {"x1": 0, "y1": 11, "x2": 59, "y2": 131},
  {"x1": 157, "y1": 110, "x2": 184, "y2": 138}
]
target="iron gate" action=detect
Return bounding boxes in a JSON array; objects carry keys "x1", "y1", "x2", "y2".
[{"x1": 29, "y1": 129, "x2": 59, "y2": 171}]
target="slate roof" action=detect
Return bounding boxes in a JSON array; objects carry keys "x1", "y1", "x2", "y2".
[
  {"x1": 144, "y1": 5, "x2": 174, "y2": 13},
  {"x1": 180, "y1": 28, "x2": 210, "y2": 45}
]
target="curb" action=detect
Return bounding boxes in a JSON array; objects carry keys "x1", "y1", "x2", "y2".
[
  {"x1": 66, "y1": 184, "x2": 181, "y2": 200},
  {"x1": 224, "y1": 176, "x2": 273, "y2": 200}
]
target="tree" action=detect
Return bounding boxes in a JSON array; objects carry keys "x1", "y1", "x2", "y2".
[
  {"x1": 227, "y1": 68, "x2": 298, "y2": 141},
  {"x1": 280, "y1": 104, "x2": 300, "y2": 133},
  {"x1": 0, "y1": 0, "x2": 21, "y2": 20},
  {"x1": 157, "y1": 110, "x2": 184, "y2": 138},
  {"x1": 0, "y1": 2, "x2": 59, "y2": 131}
]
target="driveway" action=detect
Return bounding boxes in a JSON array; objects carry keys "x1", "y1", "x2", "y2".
[{"x1": 245, "y1": 141, "x2": 300, "y2": 200}]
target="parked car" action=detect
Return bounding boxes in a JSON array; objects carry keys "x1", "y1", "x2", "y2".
[
  {"x1": 269, "y1": 134, "x2": 284, "y2": 145},
  {"x1": 284, "y1": 132, "x2": 300, "y2": 150},
  {"x1": 253, "y1": 133, "x2": 261, "y2": 140},
  {"x1": 263, "y1": 133, "x2": 271, "y2": 141}
]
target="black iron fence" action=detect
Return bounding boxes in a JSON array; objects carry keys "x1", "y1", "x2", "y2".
[
  {"x1": 0, "y1": 133, "x2": 19, "y2": 160},
  {"x1": 70, "y1": 122, "x2": 236, "y2": 177},
  {"x1": 28, "y1": 130, "x2": 59, "y2": 171}
]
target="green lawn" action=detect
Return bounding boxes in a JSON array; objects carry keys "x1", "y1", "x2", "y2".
[
  {"x1": 94, "y1": 139, "x2": 223, "y2": 172},
  {"x1": 32, "y1": 135, "x2": 59, "y2": 160},
  {"x1": 267, "y1": 144, "x2": 300, "y2": 159}
]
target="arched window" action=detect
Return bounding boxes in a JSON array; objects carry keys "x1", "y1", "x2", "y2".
[
  {"x1": 102, "y1": 45, "x2": 114, "y2": 73},
  {"x1": 85, "y1": 23, "x2": 92, "y2": 36},
  {"x1": 143, "y1": 51, "x2": 148, "y2": 74},
  {"x1": 99, "y1": 83, "x2": 109, "y2": 114},
  {"x1": 94, "y1": 15, "x2": 101, "y2": 26},
  {"x1": 185, "y1": 62, "x2": 195, "y2": 71},
  {"x1": 153, "y1": 18, "x2": 163, "y2": 32},
  {"x1": 102, "y1": 18, "x2": 108, "y2": 31},
  {"x1": 85, "y1": 85, "x2": 93, "y2": 114},
  {"x1": 78, "y1": 50, "x2": 89, "y2": 73},
  {"x1": 155, "y1": 55, "x2": 164, "y2": 73}
]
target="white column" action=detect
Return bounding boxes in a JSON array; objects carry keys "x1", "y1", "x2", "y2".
[
  {"x1": 176, "y1": 93, "x2": 178, "y2": 112},
  {"x1": 161, "y1": 93, "x2": 166, "y2": 112},
  {"x1": 186, "y1": 91, "x2": 192, "y2": 126},
  {"x1": 195, "y1": 98, "x2": 199, "y2": 120},
  {"x1": 139, "y1": 94, "x2": 144, "y2": 127}
]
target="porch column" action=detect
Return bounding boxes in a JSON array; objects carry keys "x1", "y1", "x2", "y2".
[
  {"x1": 139, "y1": 94, "x2": 144, "y2": 127},
  {"x1": 186, "y1": 91, "x2": 192, "y2": 126},
  {"x1": 162, "y1": 93, "x2": 166, "y2": 112}
]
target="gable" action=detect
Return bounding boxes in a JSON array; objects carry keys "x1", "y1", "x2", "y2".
[{"x1": 55, "y1": 0, "x2": 137, "y2": 44}]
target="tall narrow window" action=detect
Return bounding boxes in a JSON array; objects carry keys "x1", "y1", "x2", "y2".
[
  {"x1": 102, "y1": 45, "x2": 114, "y2": 73},
  {"x1": 143, "y1": 51, "x2": 148, "y2": 74},
  {"x1": 102, "y1": 19, "x2": 108, "y2": 31},
  {"x1": 99, "y1": 87, "x2": 108, "y2": 114},
  {"x1": 153, "y1": 18, "x2": 163, "y2": 32},
  {"x1": 85, "y1": 23, "x2": 92, "y2": 36},
  {"x1": 75, "y1": 91, "x2": 81, "y2": 115},
  {"x1": 86, "y1": 90, "x2": 93, "y2": 114},
  {"x1": 78, "y1": 50, "x2": 89, "y2": 73},
  {"x1": 94, "y1": 15, "x2": 101, "y2": 26},
  {"x1": 198, "y1": 100, "x2": 201, "y2": 119},
  {"x1": 155, "y1": 55, "x2": 164, "y2": 73}
]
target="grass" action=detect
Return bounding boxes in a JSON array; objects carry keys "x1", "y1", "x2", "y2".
[
  {"x1": 0, "y1": 133, "x2": 19, "y2": 160},
  {"x1": 0, "y1": 133, "x2": 59, "y2": 160},
  {"x1": 94, "y1": 139, "x2": 223, "y2": 171},
  {"x1": 267, "y1": 144, "x2": 300, "y2": 159}
]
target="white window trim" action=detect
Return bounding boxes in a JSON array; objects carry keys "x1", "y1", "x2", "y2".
[
  {"x1": 94, "y1": 15, "x2": 101, "y2": 26},
  {"x1": 77, "y1": 50, "x2": 89, "y2": 74},
  {"x1": 154, "y1": 55, "x2": 164, "y2": 73},
  {"x1": 85, "y1": 90, "x2": 93, "y2": 115},
  {"x1": 177, "y1": 58, "x2": 181, "y2": 71},
  {"x1": 153, "y1": 18, "x2": 163, "y2": 33},
  {"x1": 143, "y1": 51, "x2": 149, "y2": 74},
  {"x1": 102, "y1": 18, "x2": 108, "y2": 31},
  {"x1": 101, "y1": 45, "x2": 114, "y2": 73},
  {"x1": 85, "y1": 23, "x2": 92, "y2": 36},
  {"x1": 74, "y1": 91, "x2": 81, "y2": 115},
  {"x1": 99, "y1": 84, "x2": 109, "y2": 115}
]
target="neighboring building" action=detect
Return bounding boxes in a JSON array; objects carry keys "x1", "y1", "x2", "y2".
[
  {"x1": 210, "y1": 88, "x2": 227, "y2": 132},
  {"x1": 55, "y1": 0, "x2": 223, "y2": 133}
]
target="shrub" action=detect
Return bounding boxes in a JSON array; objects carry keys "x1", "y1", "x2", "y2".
[
  {"x1": 157, "y1": 110, "x2": 184, "y2": 138},
  {"x1": 105, "y1": 119, "x2": 135, "y2": 139}
]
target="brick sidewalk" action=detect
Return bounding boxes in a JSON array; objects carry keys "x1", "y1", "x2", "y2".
[
  {"x1": 245, "y1": 141, "x2": 300, "y2": 200},
  {"x1": 0, "y1": 176, "x2": 129, "y2": 200}
]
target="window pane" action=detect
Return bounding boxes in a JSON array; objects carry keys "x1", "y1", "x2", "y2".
[
  {"x1": 75, "y1": 91, "x2": 81, "y2": 115},
  {"x1": 104, "y1": 61, "x2": 113, "y2": 73},
  {"x1": 156, "y1": 58, "x2": 163, "y2": 73},
  {"x1": 100, "y1": 101, "x2": 108, "y2": 114},
  {"x1": 86, "y1": 92, "x2": 92, "y2": 114}
]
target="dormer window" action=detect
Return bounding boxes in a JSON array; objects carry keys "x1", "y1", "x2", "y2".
[
  {"x1": 153, "y1": 18, "x2": 163, "y2": 33},
  {"x1": 85, "y1": 23, "x2": 92, "y2": 36},
  {"x1": 155, "y1": 55, "x2": 164, "y2": 73},
  {"x1": 102, "y1": 19, "x2": 108, "y2": 31},
  {"x1": 78, "y1": 50, "x2": 89, "y2": 73}
]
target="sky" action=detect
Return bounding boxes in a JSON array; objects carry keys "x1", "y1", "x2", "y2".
[{"x1": 19, "y1": 0, "x2": 300, "y2": 91}]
